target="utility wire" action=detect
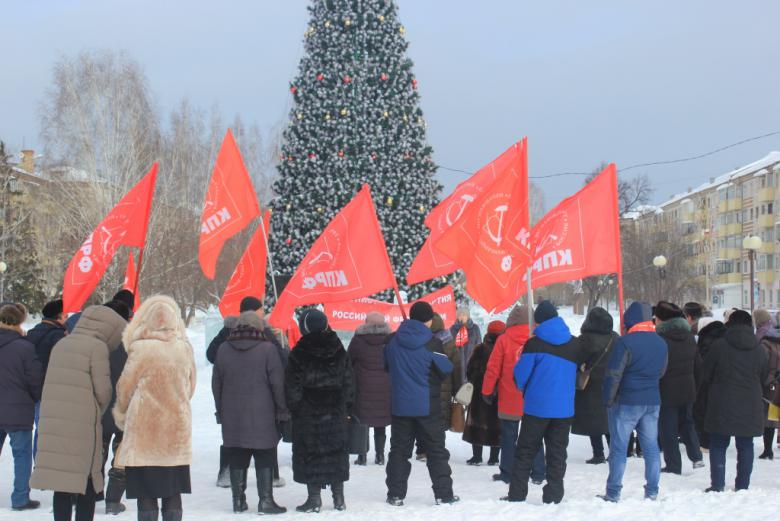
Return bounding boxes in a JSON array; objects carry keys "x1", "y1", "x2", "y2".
[{"x1": 435, "y1": 131, "x2": 780, "y2": 179}]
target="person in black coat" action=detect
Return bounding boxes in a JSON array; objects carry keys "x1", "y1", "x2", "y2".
[
  {"x1": 0, "y1": 303, "x2": 43, "y2": 511},
  {"x1": 573, "y1": 307, "x2": 618, "y2": 465},
  {"x1": 463, "y1": 321, "x2": 505, "y2": 466},
  {"x1": 213, "y1": 312, "x2": 288, "y2": 515},
  {"x1": 701, "y1": 310, "x2": 768, "y2": 492},
  {"x1": 347, "y1": 312, "x2": 392, "y2": 466},
  {"x1": 285, "y1": 309, "x2": 353, "y2": 513},
  {"x1": 25, "y1": 299, "x2": 67, "y2": 380},
  {"x1": 693, "y1": 318, "x2": 726, "y2": 450},
  {"x1": 207, "y1": 296, "x2": 288, "y2": 489},
  {"x1": 653, "y1": 301, "x2": 703, "y2": 474}
]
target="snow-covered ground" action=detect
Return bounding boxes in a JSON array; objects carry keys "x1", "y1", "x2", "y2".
[{"x1": 2, "y1": 308, "x2": 776, "y2": 520}]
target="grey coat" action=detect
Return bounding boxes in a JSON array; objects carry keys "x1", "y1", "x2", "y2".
[{"x1": 213, "y1": 329, "x2": 288, "y2": 450}]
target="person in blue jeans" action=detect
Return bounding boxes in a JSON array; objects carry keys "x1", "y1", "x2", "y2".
[
  {"x1": 600, "y1": 301, "x2": 668, "y2": 503},
  {"x1": 700, "y1": 310, "x2": 767, "y2": 492},
  {"x1": 0, "y1": 303, "x2": 44, "y2": 511}
]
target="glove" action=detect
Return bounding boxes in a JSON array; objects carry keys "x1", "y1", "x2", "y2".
[
  {"x1": 214, "y1": 412, "x2": 222, "y2": 425},
  {"x1": 481, "y1": 393, "x2": 494, "y2": 405}
]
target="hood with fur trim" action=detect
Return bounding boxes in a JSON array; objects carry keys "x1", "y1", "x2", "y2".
[{"x1": 122, "y1": 295, "x2": 187, "y2": 352}]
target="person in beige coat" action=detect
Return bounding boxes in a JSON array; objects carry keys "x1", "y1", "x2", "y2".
[
  {"x1": 31, "y1": 302, "x2": 130, "y2": 521},
  {"x1": 113, "y1": 295, "x2": 196, "y2": 521}
]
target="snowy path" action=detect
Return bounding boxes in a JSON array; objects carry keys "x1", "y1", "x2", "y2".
[{"x1": 1, "y1": 310, "x2": 777, "y2": 520}]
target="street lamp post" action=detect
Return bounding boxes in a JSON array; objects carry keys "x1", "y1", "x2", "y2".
[
  {"x1": 607, "y1": 277, "x2": 615, "y2": 311},
  {"x1": 743, "y1": 235, "x2": 762, "y2": 314},
  {"x1": 0, "y1": 261, "x2": 7, "y2": 303}
]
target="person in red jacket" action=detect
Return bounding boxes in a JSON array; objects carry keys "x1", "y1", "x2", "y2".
[{"x1": 482, "y1": 305, "x2": 545, "y2": 484}]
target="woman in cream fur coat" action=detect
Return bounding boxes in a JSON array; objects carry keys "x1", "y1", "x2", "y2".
[{"x1": 113, "y1": 295, "x2": 196, "y2": 521}]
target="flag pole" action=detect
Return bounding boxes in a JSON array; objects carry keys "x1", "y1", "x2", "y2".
[
  {"x1": 133, "y1": 163, "x2": 158, "y2": 299},
  {"x1": 526, "y1": 266, "x2": 534, "y2": 330},
  {"x1": 258, "y1": 210, "x2": 287, "y2": 349},
  {"x1": 611, "y1": 164, "x2": 626, "y2": 333}
]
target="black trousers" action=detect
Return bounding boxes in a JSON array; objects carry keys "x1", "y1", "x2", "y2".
[
  {"x1": 53, "y1": 478, "x2": 97, "y2": 521},
  {"x1": 658, "y1": 404, "x2": 702, "y2": 473},
  {"x1": 508, "y1": 415, "x2": 571, "y2": 504},
  {"x1": 362, "y1": 426, "x2": 387, "y2": 456},
  {"x1": 101, "y1": 430, "x2": 125, "y2": 503},
  {"x1": 472, "y1": 444, "x2": 500, "y2": 461},
  {"x1": 386, "y1": 415, "x2": 453, "y2": 500},
  {"x1": 226, "y1": 447, "x2": 276, "y2": 470},
  {"x1": 223, "y1": 444, "x2": 281, "y2": 479},
  {"x1": 138, "y1": 495, "x2": 182, "y2": 514}
]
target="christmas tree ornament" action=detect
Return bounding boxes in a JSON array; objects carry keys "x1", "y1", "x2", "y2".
[
  {"x1": 325, "y1": 20, "x2": 331, "y2": 28},
  {"x1": 403, "y1": 114, "x2": 408, "y2": 122},
  {"x1": 286, "y1": 203, "x2": 292, "y2": 210},
  {"x1": 399, "y1": 26, "x2": 406, "y2": 34},
  {"x1": 325, "y1": 112, "x2": 331, "y2": 120},
  {"x1": 340, "y1": 108, "x2": 348, "y2": 116},
  {"x1": 316, "y1": 73, "x2": 324, "y2": 81},
  {"x1": 308, "y1": 152, "x2": 317, "y2": 159},
  {"x1": 344, "y1": 18, "x2": 352, "y2": 26},
  {"x1": 383, "y1": 111, "x2": 389, "y2": 118},
  {"x1": 338, "y1": 150, "x2": 345, "y2": 157},
  {"x1": 386, "y1": 196, "x2": 394, "y2": 205},
  {"x1": 380, "y1": 72, "x2": 388, "y2": 81},
  {"x1": 378, "y1": 14, "x2": 385, "y2": 22},
  {"x1": 296, "y1": 112, "x2": 303, "y2": 120},
  {"x1": 371, "y1": 152, "x2": 377, "y2": 161},
  {"x1": 419, "y1": 205, "x2": 425, "y2": 213},
  {"x1": 290, "y1": 85, "x2": 298, "y2": 94},
  {"x1": 287, "y1": 156, "x2": 294, "y2": 161},
  {"x1": 343, "y1": 75, "x2": 352, "y2": 84},
  {"x1": 317, "y1": 207, "x2": 324, "y2": 213},
  {"x1": 412, "y1": 78, "x2": 418, "y2": 89},
  {"x1": 285, "y1": 237, "x2": 292, "y2": 245}
]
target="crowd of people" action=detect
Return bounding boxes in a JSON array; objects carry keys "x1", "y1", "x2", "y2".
[{"x1": 1, "y1": 290, "x2": 778, "y2": 519}]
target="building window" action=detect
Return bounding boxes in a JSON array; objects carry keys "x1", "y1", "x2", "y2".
[{"x1": 769, "y1": 203, "x2": 774, "y2": 214}]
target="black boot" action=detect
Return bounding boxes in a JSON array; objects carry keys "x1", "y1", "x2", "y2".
[
  {"x1": 217, "y1": 466, "x2": 231, "y2": 488},
  {"x1": 106, "y1": 467, "x2": 127, "y2": 515},
  {"x1": 332, "y1": 482, "x2": 346, "y2": 511},
  {"x1": 257, "y1": 467, "x2": 286, "y2": 514},
  {"x1": 354, "y1": 454, "x2": 367, "y2": 466},
  {"x1": 296, "y1": 484, "x2": 322, "y2": 513},
  {"x1": 375, "y1": 453, "x2": 385, "y2": 465},
  {"x1": 229, "y1": 468, "x2": 249, "y2": 513}
]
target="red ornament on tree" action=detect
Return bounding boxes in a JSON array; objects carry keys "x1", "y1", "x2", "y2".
[
  {"x1": 287, "y1": 156, "x2": 294, "y2": 161},
  {"x1": 308, "y1": 152, "x2": 317, "y2": 159},
  {"x1": 338, "y1": 150, "x2": 345, "y2": 158},
  {"x1": 343, "y1": 75, "x2": 352, "y2": 84},
  {"x1": 411, "y1": 78, "x2": 418, "y2": 89},
  {"x1": 380, "y1": 73, "x2": 388, "y2": 81},
  {"x1": 290, "y1": 85, "x2": 298, "y2": 94},
  {"x1": 370, "y1": 152, "x2": 377, "y2": 161},
  {"x1": 316, "y1": 73, "x2": 324, "y2": 81},
  {"x1": 285, "y1": 237, "x2": 292, "y2": 245}
]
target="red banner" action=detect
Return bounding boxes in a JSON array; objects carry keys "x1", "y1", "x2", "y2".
[
  {"x1": 434, "y1": 138, "x2": 531, "y2": 313},
  {"x1": 324, "y1": 286, "x2": 456, "y2": 332},
  {"x1": 219, "y1": 211, "x2": 271, "y2": 318},
  {"x1": 407, "y1": 141, "x2": 523, "y2": 285},
  {"x1": 63, "y1": 164, "x2": 158, "y2": 313},
  {"x1": 496, "y1": 163, "x2": 621, "y2": 310},
  {"x1": 121, "y1": 253, "x2": 141, "y2": 311},
  {"x1": 199, "y1": 129, "x2": 261, "y2": 279},
  {"x1": 268, "y1": 185, "x2": 397, "y2": 329}
]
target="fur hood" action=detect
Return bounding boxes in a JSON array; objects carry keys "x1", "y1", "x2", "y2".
[
  {"x1": 355, "y1": 322, "x2": 392, "y2": 336},
  {"x1": 122, "y1": 295, "x2": 187, "y2": 352}
]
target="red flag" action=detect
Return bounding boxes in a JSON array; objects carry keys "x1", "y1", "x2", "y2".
[
  {"x1": 324, "y1": 286, "x2": 456, "y2": 332},
  {"x1": 122, "y1": 253, "x2": 141, "y2": 311},
  {"x1": 199, "y1": 129, "x2": 261, "y2": 279},
  {"x1": 497, "y1": 163, "x2": 621, "y2": 309},
  {"x1": 63, "y1": 164, "x2": 158, "y2": 313},
  {"x1": 218, "y1": 211, "x2": 271, "y2": 318},
  {"x1": 407, "y1": 141, "x2": 523, "y2": 285},
  {"x1": 433, "y1": 138, "x2": 531, "y2": 312},
  {"x1": 268, "y1": 185, "x2": 396, "y2": 329}
]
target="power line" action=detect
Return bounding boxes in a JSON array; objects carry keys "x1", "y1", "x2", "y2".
[{"x1": 435, "y1": 130, "x2": 780, "y2": 179}]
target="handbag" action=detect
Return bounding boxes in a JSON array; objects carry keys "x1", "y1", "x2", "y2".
[
  {"x1": 576, "y1": 338, "x2": 614, "y2": 391},
  {"x1": 450, "y1": 402, "x2": 465, "y2": 433},
  {"x1": 347, "y1": 416, "x2": 369, "y2": 455},
  {"x1": 454, "y1": 382, "x2": 474, "y2": 406}
]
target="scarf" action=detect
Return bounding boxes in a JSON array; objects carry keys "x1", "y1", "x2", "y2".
[{"x1": 628, "y1": 321, "x2": 656, "y2": 334}]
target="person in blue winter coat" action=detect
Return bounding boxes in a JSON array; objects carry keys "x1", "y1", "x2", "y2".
[
  {"x1": 599, "y1": 301, "x2": 668, "y2": 503},
  {"x1": 503, "y1": 300, "x2": 582, "y2": 505},
  {"x1": 384, "y1": 301, "x2": 459, "y2": 507}
]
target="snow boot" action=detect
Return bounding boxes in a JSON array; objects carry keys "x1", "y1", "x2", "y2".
[
  {"x1": 230, "y1": 468, "x2": 249, "y2": 513},
  {"x1": 354, "y1": 454, "x2": 367, "y2": 466},
  {"x1": 257, "y1": 467, "x2": 286, "y2": 515},
  {"x1": 586, "y1": 455, "x2": 606, "y2": 465},
  {"x1": 137, "y1": 510, "x2": 159, "y2": 521},
  {"x1": 375, "y1": 453, "x2": 385, "y2": 465},
  {"x1": 296, "y1": 484, "x2": 322, "y2": 513},
  {"x1": 332, "y1": 482, "x2": 346, "y2": 511},
  {"x1": 386, "y1": 496, "x2": 404, "y2": 507},
  {"x1": 106, "y1": 502, "x2": 127, "y2": 515},
  {"x1": 466, "y1": 456, "x2": 482, "y2": 466},
  {"x1": 435, "y1": 495, "x2": 460, "y2": 505}
]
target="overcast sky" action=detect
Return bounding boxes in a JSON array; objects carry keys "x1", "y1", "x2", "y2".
[{"x1": 2, "y1": 0, "x2": 779, "y2": 207}]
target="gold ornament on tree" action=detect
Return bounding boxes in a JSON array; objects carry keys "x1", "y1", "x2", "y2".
[
  {"x1": 344, "y1": 18, "x2": 352, "y2": 27},
  {"x1": 378, "y1": 15, "x2": 385, "y2": 23},
  {"x1": 325, "y1": 20, "x2": 331, "y2": 28},
  {"x1": 340, "y1": 108, "x2": 348, "y2": 116},
  {"x1": 383, "y1": 111, "x2": 389, "y2": 118},
  {"x1": 419, "y1": 205, "x2": 425, "y2": 213},
  {"x1": 399, "y1": 26, "x2": 406, "y2": 34},
  {"x1": 386, "y1": 196, "x2": 394, "y2": 205},
  {"x1": 325, "y1": 112, "x2": 331, "y2": 121}
]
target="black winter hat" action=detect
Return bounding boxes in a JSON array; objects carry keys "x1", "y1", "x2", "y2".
[
  {"x1": 103, "y1": 300, "x2": 131, "y2": 321},
  {"x1": 653, "y1": 301, "x2": 685, "y2": 322},
  {"x1": 42, "y1": 299, "x2": 64, "y2": 320},
  {"x1": 299, "y1": 308, "x2": 328, "y2": 335},
  {"x1": 240, "y1": 296, "x2": 263, "y2": 313},
  {"x1": 409, "y1": 301, "x2": 434, "y2": 323},
  {"x1": 581, "y1": 306, "x2": 613, "y2": 335},
  {"x1": 683, "y1": 302, "x2": 704, "y2": 320},
  {"x1": 534, "y1": 300, "x2": 558, "y2": 324},
  {"x1": 112, "y1": 289, "x2": 135, "y2": 311},
  {"x1": 726, "y1": 309, "x2": 753, "y2": 328}
]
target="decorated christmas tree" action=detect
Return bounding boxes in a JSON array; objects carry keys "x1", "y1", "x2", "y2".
[{"x1": 269, "y1": 0, "x2": 445, "y2": 300}]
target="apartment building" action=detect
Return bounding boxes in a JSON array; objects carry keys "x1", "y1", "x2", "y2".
[{"x1": 633, "y1": 152, "x2": 780, "y2": 310}]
